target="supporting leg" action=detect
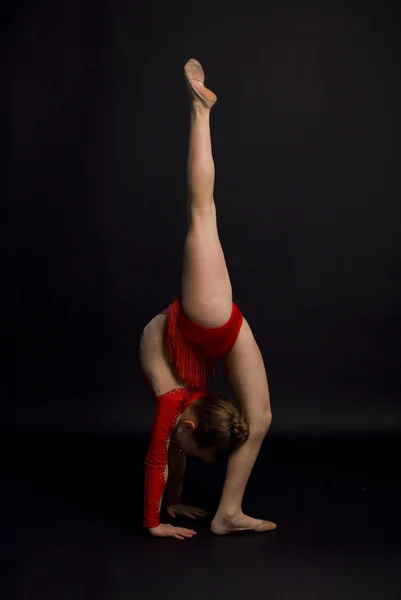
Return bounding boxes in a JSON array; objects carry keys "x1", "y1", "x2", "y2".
[{"x1": 211, "y1": 319, "x2": 276, "y2": 534}]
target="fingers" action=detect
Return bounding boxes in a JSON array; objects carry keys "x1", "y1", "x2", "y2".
[
  {"x1": 191, "y1": 510, "x2": 208, "y2": 517},
  {"x1": 186, "y1": 507, "x2": 208, "y2": 518},
  {"x1": 181, "y1": 528, "x2": 197, "y2": 536},
  {"x1": 174, "y1": 528, "x2": 196, "y2": 539},
  {"x1": 167, "y1": 506, "x2": 208, "y2": 519}
]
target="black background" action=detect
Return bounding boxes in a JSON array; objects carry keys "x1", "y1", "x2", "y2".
[{"x1": 1, "y1": 1, "x2": 400, "y2": 599}]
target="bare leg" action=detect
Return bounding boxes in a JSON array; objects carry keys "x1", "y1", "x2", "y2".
[
  {"x1": 211, "y1": 319, "x2": 276, "y2": 534},
  {"x1": 181, "y1": 59, "x2": 232, "y2": 327}
]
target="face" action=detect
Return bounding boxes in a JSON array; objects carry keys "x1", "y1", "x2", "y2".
[{"x1": 174, "y1": 421, "x2": 215, "y2": 462}]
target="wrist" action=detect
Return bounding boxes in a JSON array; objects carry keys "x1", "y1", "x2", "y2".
[
  {"x1": 166, "y1": 494, "x2": 182, "y2": 506},
  {"x1": 144, "y1": 520, "x2": 160, "y2": 529}
]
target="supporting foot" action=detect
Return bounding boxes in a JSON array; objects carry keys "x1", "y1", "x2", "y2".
[
  {"x1": 211, "y1": 512, "x2": 277, "y2": 535},
  {"x1": 184, "y1": 58, "x2": 217, "y2": 110}
]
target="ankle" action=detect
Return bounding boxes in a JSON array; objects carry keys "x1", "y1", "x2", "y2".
[
  {"x1": 190, "y1": 102, "x2": 210, "y2": 118},
  {"x1": 214, "y1": 508, "x2": 243, "y2": 522}
]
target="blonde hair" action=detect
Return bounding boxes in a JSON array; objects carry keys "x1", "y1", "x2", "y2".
[{"x1": 191, "y1": 393, "x2": 249, "y2": 461}]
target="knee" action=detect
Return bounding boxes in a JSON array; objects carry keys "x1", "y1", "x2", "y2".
[{"x1": 248, "y1": 411, "x2": 272, "y2": 439}]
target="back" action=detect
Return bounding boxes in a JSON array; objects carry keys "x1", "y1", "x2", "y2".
[{"x1": 140, "y1": 314, "x2": 187, "y2": 397}]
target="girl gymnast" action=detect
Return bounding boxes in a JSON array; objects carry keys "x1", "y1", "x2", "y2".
[{"x1": 140, "y1": 59, "x2": 276, "y2": 539}]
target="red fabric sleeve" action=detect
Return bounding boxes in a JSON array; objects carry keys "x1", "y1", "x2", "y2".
[{"x1": 143, "y1": 390, "x2": 186, "y2": 528}]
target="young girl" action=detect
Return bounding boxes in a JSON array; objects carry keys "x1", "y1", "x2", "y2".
[{"x1": 140, "y1": 59, "x2": 276, "y2": 539}]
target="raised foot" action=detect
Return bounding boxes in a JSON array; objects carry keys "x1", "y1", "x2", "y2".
[
  {"x1": 184, "y1": 58, "x2": 217, "y2": 110},
  {"x1": 211, "y1": 513, "x2": 277, "y2": 535}
]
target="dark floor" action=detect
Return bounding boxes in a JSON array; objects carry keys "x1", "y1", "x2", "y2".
[{"x1": 1, "y1": 433, "x2": 400, "y2": 600}]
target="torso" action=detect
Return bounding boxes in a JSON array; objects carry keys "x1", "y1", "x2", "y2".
[{"x1": 140, "y1": 314, "x2": 188, "y2": 397}]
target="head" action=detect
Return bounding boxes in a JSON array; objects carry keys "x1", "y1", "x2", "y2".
[{"x1": 173, "y1": 393, "x2": 249, "y2": 462}]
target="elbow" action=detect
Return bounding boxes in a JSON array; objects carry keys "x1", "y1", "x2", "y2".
[{"x1": 248, "y1": 411, "x2": 272, "y2": 440}]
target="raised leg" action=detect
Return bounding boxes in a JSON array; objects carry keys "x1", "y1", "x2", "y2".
[{"x1": 181, "y1": 59, "x2": 232, "y2": 328}]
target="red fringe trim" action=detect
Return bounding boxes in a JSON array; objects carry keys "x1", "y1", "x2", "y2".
[{"x1": 164, "y1": 298, "x2": 215, "y2": 388}]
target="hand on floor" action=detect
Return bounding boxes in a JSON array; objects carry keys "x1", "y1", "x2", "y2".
[
  {"x1": 167, "y1": 504, "x2": 208, "y2": 519},
  {"x1": 148, "y1": 523, "x2": 197, "y2": 540}
]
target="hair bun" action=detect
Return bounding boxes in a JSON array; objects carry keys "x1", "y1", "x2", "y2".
[{"x1": 231, "y1": 416, "x2": 248, "y2": 443}]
